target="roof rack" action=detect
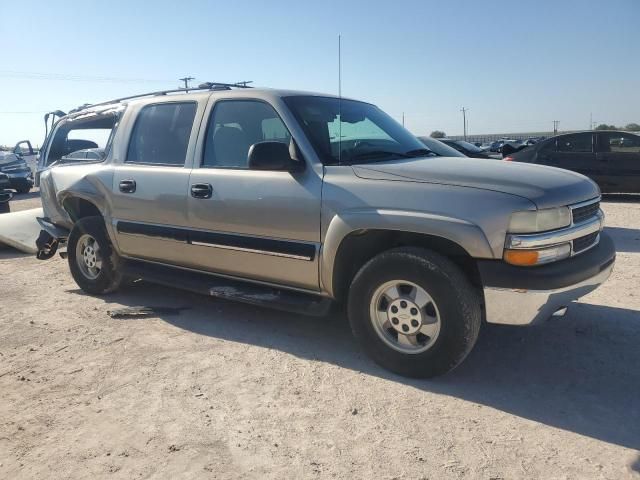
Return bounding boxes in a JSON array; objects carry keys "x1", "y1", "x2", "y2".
[{"x1": 68, "y1": 81, "x2": 253, "y2": 114}]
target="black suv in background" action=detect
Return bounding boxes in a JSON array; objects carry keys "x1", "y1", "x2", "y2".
[
  {"x1": 506, "y1": 131, "x2": 640, "y2": 193},
  {"x1": 0, "y1": 173, "x2": 12, "y2": 213}
]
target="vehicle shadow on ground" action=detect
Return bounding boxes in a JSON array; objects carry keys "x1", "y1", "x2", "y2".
[
  {"x1": 605, "y1": 226, "x2": 640, "y2": 253},
  {"x1": 602, "y1": 193, "x2": 640, "y2": 203},
  {"x1": 0, "y1": 246, "x2": 33, "y2": 260},
  {"x1": 10, "y1": 191, "x2": 40, "y2": 201},
  {"x1": 78, "y1": 281, "x2": 640, "y2": 451}
]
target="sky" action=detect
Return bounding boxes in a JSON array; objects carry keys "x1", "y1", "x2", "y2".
[{"x1": 0, "y1": 0, "x2": 639, "y2": 146}]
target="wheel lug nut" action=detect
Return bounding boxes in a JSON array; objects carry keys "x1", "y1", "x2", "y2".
[
  {"x1": 402, "y1": 325, "x2": 409, "y2": 332},
  {"x1": 410, "y1": 308, "x2": 418, "y2": 315},
  {"x1": 411, "y1": 320, "x2": 419, "y2": 327},
  {"x1": 391, "y1": 317, "x2": 399, "y2": 325},
  {"x1": 391, "y1": 306, "x2": 398, "y2": 314},
  {"x1": 400, "y1": 301, "x2": 407, "y2": 308}
]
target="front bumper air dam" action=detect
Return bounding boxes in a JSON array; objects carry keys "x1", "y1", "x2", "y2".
[{"x1": 478, "y1": 232, "x2": 616, "y2": 325}]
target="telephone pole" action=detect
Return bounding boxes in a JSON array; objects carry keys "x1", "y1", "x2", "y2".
[
  {"x1": 402, "y1": 112, "x2": 405, "y2": 127},
  {"x1": 553, "y1": 120, "x2": 560, "y2": 135},
  {"x1": 460, "y1": 107, "x2": 469, "y2": 141},
  {"x1": 179, "y1": 76, "x2": 195, "y2": 92}
]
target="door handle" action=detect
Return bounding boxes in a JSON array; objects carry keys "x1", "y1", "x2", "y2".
[
  {"x1": 190, "y1": 183, "x2": 213, "y2": 199},
  {"x1": 119, "y1": 179, "x2": 136, "y2": 193}
]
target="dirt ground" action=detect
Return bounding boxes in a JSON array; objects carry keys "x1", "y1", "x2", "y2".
[{"x1": 1, "y1": 191, "x2": 639, "y2": 479}]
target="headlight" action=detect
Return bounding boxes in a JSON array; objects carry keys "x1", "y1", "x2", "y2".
[
  {"x1": 508, "y1": 207, "x2": 571, "y2": 233},
  {"x1": 504, "y1": 243, "x2": 571, "y2": 266}
]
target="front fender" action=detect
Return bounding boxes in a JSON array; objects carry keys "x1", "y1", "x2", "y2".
[{"x1": 319, "y1": 209, "x2": 494, "y2": 295}]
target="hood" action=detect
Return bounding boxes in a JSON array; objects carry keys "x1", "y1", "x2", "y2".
[{"x1": 352, "y1": 156, "x2": 599, "y2": 209}]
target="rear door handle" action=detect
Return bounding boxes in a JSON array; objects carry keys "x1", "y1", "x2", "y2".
[
  {"x1": 190, "y1": 183, "x2": 213, "y2": 199},
  {"x1": 119, "y1": 179, "x2": 136, "y2": 193}
]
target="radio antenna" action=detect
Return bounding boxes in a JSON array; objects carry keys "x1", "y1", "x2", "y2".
[{"x1": 338, "y1": 34, "x2": 342, "y2": 165}]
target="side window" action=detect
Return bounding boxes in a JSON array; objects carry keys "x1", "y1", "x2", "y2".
[
  {"x1": 127, "y1": 102, "x2": 197, "y2": 166},
  {"x1": 557, "y1": 133, "x2": 592, "y2": 153},
  {"x1": 539, "y1": 139, "x2": 557, "y2": 154},
  {"x1": 203, "y1": 100, "x2": 291, "y2": 168},
  {"x1": 599, "y1": 133, "x2": 640, "y2": 154}
]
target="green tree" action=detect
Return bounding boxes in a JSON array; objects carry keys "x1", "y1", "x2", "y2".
[
  {"x1": 595, "y1": 124, "x2": 617, "y2": 131},
  {"x1": 430, "y1": 130, "x2": 446, "y2": 138},
  {"x1": 625, "y1": 123, "x2": 640, "y2": 132}
]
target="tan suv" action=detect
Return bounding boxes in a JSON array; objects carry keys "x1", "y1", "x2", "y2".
[{"x1": 36, "y1": 83, "x2": 615, "y2": 377}]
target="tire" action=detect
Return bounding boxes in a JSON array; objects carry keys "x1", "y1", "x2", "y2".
[
  {"x1": 16, "y1": 186, "x2": 31, "y2": 194},
  {"x1": 0, "y1": 202, "x2": 9, "y2": 214},
  {"x1": 347, "y1": 247, "x2": 481, "y2": 378},
  {"x1": 67, "y1": 216, "x2": 123, "y2": 295}
]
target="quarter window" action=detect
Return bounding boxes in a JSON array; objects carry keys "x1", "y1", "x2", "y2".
[
  {"x1": 202, "y1": 100, "x2": 291, "y2": 168},
  {"x1": 598, "y1": 133, "x2": 640, "y2": 154},
  {"x1": 126, "y1": 102, "x2": 197, "y2": 166},
  {"x1": 556, "y1": 134, "x2": 592, "y2": 153}
]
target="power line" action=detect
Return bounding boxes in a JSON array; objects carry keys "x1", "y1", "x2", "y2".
[{"x1": 0, "y1": 70, "x2": 172, "y2": 84}]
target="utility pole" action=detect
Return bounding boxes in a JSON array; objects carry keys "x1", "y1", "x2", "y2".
[
  {"x1": 402, "y1": 112, "x2": 405, "y2": 127},
  {"x1": 460, "y1": 107, "x2": 469, "y2": 141},
  {"x1": 553, "y1": 120, "x2": 560, "y2": 135},
  {"x1": 179, "y1": 76, "x2": 195, "y2": 92},
  {"x1": 590, "y1": 112, "x2": 593, "y2": 130}
]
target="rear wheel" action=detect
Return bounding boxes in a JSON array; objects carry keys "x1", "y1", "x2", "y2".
[
  {"x1": 347, "y1": 247, "x2": 481, "y2": 378},
  {"x1": 67, "y1": 216, "x2": 122, "y2": 294},
  {"x1": 0, "y1": 202, "x2": 9, "y2": 214}
]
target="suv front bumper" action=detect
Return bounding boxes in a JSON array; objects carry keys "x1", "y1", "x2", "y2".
[{"x1": 478, "y1": 232, "x2": 616, "y2": 325}]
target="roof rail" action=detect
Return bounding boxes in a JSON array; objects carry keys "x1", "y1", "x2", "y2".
[{"x1": 67, "y1": 81, "x2": 253, "y2": 114}]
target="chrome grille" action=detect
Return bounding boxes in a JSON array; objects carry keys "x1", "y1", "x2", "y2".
[
  {"x1": 573, "y1": 231, "x2": 599, "y2": 253},
  {"x1": 572, "y1": 201, "x2": 600, "y2": 224}
]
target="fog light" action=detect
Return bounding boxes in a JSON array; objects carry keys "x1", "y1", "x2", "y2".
[{"x1": 504, "y1": 243, "x2": 571, "y2": 266}]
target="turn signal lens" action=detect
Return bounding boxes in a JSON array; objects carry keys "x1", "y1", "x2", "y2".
[
  {"x1": 504, "y1": 243, "x2": 571, "y2": 266},
  {"x1": 504, "y1": 249, "x2": 539, "y2": 266}
]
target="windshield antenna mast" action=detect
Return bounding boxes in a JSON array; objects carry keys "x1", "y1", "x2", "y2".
[{"x1": 338, "y1": 34, "x2": 342, "y2": 165}]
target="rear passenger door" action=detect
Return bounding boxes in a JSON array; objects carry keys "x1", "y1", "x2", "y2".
[
  {"x1": 596, "y1": 132, "x2": 640, "y2": 193},
  {"x1": 184, "y1": 98, "x2": 322, "y2": 290},
  {"x1": 110, "y1": 100, "x2": 203, "y2": 264},
  {"x1": 544, "y1": 132, "x2": 606, "y2": 186}
]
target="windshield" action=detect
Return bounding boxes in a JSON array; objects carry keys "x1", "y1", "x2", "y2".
[
  {"x1": 417, "y1": 137, "x2": 465, "y2": 157},
  {"x1": 455, "y1": 140, "x2": 483, "y2": 153},
  {"x1": 284, "y1": 96, "x2": 433, "y2": 165}
]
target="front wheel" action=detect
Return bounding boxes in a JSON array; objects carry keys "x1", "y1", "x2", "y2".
[
  {"x1": 67, "y1": 216, "x2": 123, "y2": 295},
  {"x1": 347, "y1": 247, "x2": 481, "y2": 378}
]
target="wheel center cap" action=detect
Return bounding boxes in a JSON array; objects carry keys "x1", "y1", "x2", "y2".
[{"x1": 387, "y1": 298, "x2": 422, "y2": 335}]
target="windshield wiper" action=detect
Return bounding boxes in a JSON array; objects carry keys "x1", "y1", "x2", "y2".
[
  {"x1": 404, "y1": 148, "x2": 434, "y2": 157},
  {"x1": 349, "y1": 150, "x2": 412, "y2": 162}
]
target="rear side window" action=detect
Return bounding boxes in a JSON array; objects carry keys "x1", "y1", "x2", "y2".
[
  {"x1": 202, "y1": 100, "x2": 291, "y2": 169},
  {"x1": 598, "y1": 133, "x2": 640, "y2": 154},
  {"x1": 556, "y1": 133, "x2": 592, "y2": 153},
  {"x1": 127, "y1": 102, "x2": 197, "y2": 166}
]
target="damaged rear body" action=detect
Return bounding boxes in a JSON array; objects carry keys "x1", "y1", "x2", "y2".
[{"x1": 36, "y1": 104, "x2": 124, "y2": 257}]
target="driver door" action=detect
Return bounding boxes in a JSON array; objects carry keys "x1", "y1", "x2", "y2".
[{"x1": 183, "y1": 98, "x2": 322, "y2": 290}]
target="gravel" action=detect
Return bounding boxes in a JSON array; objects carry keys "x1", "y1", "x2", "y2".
[{"x1": 1, "y1": 193, "x2": 639, "y2": 479}]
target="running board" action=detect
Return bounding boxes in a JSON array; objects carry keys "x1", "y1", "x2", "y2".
[{"x1": 122, "y1": 260, "x2": 333, "y2": 317}]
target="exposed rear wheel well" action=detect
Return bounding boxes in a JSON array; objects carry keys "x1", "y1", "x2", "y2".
[
  {"x1": 331, "y1": 230, "x2": 481, "y2": 302},
  {"x1": 63, "y1": 197, "x2": 102, "y2": 223}
]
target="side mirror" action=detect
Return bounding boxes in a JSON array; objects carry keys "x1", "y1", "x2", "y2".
[{"x1": 248, "y1": 141, "x2": 302, "y2": 171}]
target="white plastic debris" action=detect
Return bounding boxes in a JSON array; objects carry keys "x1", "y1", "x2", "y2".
[{"x1": 0, "y1": 208, "x2": 43, "y2": 253}]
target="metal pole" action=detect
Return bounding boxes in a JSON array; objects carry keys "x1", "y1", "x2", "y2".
[{"x1": 461, "y1": 107, "x2": 468, "y2": 141}]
